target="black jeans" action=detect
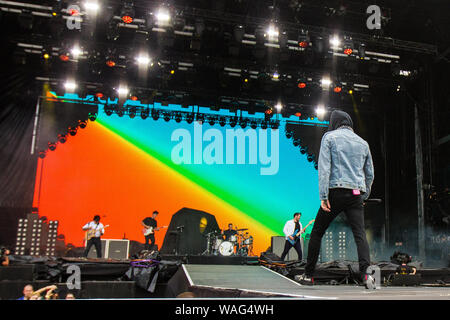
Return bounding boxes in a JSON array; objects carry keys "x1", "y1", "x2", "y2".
[
  {"x1": 144, "y1": 234, "x2": 155, "y2": 251},
  {"x1": 84, "y1": 237, "x2": 102, "y2": 258},
  {"x1": 305, "y1": 188, "x2": 370, "y2": 276},
  {"x1": 281, "y1": 239, "x2": 303, "y2": 261}
]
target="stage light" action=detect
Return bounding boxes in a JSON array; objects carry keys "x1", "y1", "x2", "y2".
[
  {"x1": 275, "y1": 102, "x2": 283, "y2": 112},
  {"x1": 170, "y1": 69, "x2": 175, "y2": 75},
  {"x1": 272, "y1": 72, "x2": 280, "y2": 80},
  {"x1": 229, "y1": 116, "x2": 237, "y2": 128},
  {"x1": 260, "y1": 121, "x2": 268, "y2": 130},
  {"x1": 117, "y1": 107, "x2": 125, "y2": 117},
  {"x1": 307, "y1": 154, "x2": 314, "y2": 162},
  {"x1": 43, "y1": 53, "x2": 50, "y2": 60},
  {"x1": 250, "y1": 121, "x2": 258, "y2": 129},
  {"x1": 88, "y1": 112, "x2": 97, "y2": 121},
  {"x1": 104, "y1": 104, "x2": 113, "y2": 116},
  {"x1": 58, "y1": 134, "x2": 67, "y2": 143},
  {"x1": 300, "y1": 146, "x2": 307, "y2": 154},
  {"x1": 270, "y1": 121, "x2": 280, "y2": 130},
  {"x1": 84, "y1": 1, "x2": 100, "y2": 13},
  {"x1": 117, "y1": 86, "x2": 129, "y2": 96},
  {"x1": 186, "y1": 113, "x2": 194, "y2": 124},
  {"x1": 240, "y1": 118, "x2": 247, "y2": 129},
  {"x1": 358, "y1": 43, "x2": 366, "y2": 59},
  {"x1": 95, "y1": 92, "x2": 104, "y2": 99},
  {"x1": 164, "y1": 112, "x2": 171, "y2": 122},
  {"x1": 68, "y1": 126, "x2": 77, "y2": 136},
  {"x1": 295, "y1": 112, "x2": 302, "y2": 117},
  {"x1": 297, "y1": 82, "x2": 307, "y2": 89},
  {"x1": 174, "y1": 113, "x2": 182, "y2": 123},
  {"x1": 266, "y1": 24, "x2": 279, "y2": 39},
  {"x1": 71, "y1": 45, "x2": 82, "y2": 58},
  {"x1": 122, "y1": 14, "x2": 133, "y2": 24},
  {"x1": 151, "y1": 109, "x2": 159, "y2": 121},
  {"x1": 349, "y1": 89, "x2": 354, "y2": 95},
  {"x1": 64, "y1": 81, "x2": 77, "y2": 92},
  {"x1": 293, "y1": 139, "x2": 300, "y2": 147},
  {"x1": 136, "y1": 54, "x2": 151, "y2": 66},
  {"x1": 343, "y1": 37, "x2": 354, "y2": 55},
  {"x1": 48, "y1": 142, "x2": 57, "y2": 151},
  {"x1": 156, "y1": 9, "x2": 171, "y2": 23},
  {"x1": 78, "y1": 120, "x2": 87, "y2": 128},
  {"x1": 106, "y1": 59, "x2": 116, "y2": 67},
  {"x1": 130, "y1": 96, "x2": 138, "y2": 101},
  {"x1": 128, "y1": 107, "x2": 136, "y2": 118},
  {"x1": 59, "y1": 54, "x2": 69, "y2": 61},
  {"x1": 298, "y1": 31, "x2": 310, "y2": 48},
  {"x1": 219, "y1": 117, "x2": 226, "y2": 127},
  {"x1": 334, "y1": 85, "x2": 342, "y2": 93},
  {"x1": 208, "y1": 117, "x2": 216, "y2": 126},
  {"x1": 141, "y1": 108, "x2": 149, "y2": 119},
  {"x1": 329, "y1": 35, "x2": 341, "y2": 48},
  {"x1": 286, "y1": 130, "x2": 293, "y2": 139},
  {"x1": 321, "y1": 77, "x2": 332, "y2": 87},
  {"x1": 316, "y1": 105, "x2": 326, "y2": 118}
]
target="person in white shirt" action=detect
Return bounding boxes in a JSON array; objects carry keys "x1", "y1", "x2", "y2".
[
  {"x1": 82, "y1": 215, "x2": 104, "y2": 258},
  {"x1": 281, "y1": 213, "x2": 304, "y2": 261}
]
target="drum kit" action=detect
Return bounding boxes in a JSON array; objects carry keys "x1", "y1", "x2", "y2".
[{"x1": 203, "y1": 228, "x2": 254, "y2": 256}]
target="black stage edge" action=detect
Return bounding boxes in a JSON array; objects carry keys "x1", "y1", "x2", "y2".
[{"x1": 160, "y1": 254, "x2": 260, "y2": 265}]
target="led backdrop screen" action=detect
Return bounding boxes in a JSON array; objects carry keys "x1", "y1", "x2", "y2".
[{"x1": 32, "y1": 98, "x2": 325, "y2": 255}]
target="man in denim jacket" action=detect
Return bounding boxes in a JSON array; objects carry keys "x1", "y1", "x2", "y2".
[{"x1": 298, "y1": 110, "x2": 375, "y2": 287}]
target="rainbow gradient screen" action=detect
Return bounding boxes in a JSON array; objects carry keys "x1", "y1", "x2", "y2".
[{"x1": 33, "y1": 97, "x2": 324, "y2": 255}]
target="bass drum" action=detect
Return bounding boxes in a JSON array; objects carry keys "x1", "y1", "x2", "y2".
[{"x1": 218, "y1": 241, "x2": 234, "y2": 256}]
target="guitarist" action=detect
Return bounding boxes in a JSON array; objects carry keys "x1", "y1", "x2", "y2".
[
  {"x1": 82, "y1": 215, "x2": 105, "y2": 258},
  {"x1": 280, "y1": 212, "x2": 305, "y2": 261},
  {"x1": 142, "y1": 211, "x2": 160, "y2": 251}
]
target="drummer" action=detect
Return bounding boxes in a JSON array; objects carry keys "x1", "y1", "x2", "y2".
[{"x1": 222, "y1": 223, "x2": 238, "y2": 241}]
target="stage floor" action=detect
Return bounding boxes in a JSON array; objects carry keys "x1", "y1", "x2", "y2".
[{"x1": 182, "y1": 264, "x2": 450, "y2": 300}]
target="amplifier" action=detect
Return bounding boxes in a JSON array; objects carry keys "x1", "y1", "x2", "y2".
[{"x1": 86, "y1": 239, "x2": 129, "y2": 260}]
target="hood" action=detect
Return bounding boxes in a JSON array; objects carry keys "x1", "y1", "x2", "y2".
[{"x1": 328, "y1": 110, "x2": 353, "y2": 131}]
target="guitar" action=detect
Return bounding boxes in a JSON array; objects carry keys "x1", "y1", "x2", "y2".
[
  {"x1": 142, "y1": 225, "x2": 167, "y2": 236},
  {"x1": 288, "y1": 219, "x2": 315, "y2": 245},
  {"x1": 85, "y1": 224, "x2": 109, "y2": 242}
]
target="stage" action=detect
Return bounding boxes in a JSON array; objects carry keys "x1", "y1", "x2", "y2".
[{"x1": 1, "y1": 253, "x2": 449, "y2": 300}]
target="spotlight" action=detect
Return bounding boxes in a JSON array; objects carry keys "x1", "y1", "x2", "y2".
[
  {"x1": 343, "y1": 37, "x2": 354, "y2": 55},
  {"x1": 316, "y1": 105, "x2": 326, "y2": 118},
  {"x1": 307, "y1": 154, "x2": 314, "y2": 162},
  {"x1": 38, "y1": 151, "x2": 46, "y2": 159},
  {"x1": 68, "y1": 126, "x2": 77, "y2": 136},
  {"x1": 208, "y1": 117, "x2": 216, "y2": 126},
  {"x1": 136, "y1": 54, "x2": 151, "y2": 66},
  {"x1": 270, "y1": 121, "x2": 280, "y2": 130},
  {"x1": 286, "y1": 130, "x2": 293, "y2": 139},
  {"x1": 48, "y1": 142, "x2": 57, "y2": 151},
  {"x1": 43, "y1": 53, "x2": 50, "y2": 60},
  {"x1": 293, "y1": 139, "x2": 300, "y2": 147},
  {"x1": 196, "y1": 114, "x2": 205, "y2": 123},
  {"x1": 265, "y1": 24, "x2": 279, "y2": 40},
  {"x1": 78, "y1": 120, "x2": 87, "y2": 128},
  {"x1": 57, "y1": 134, "x2": 67, "y2": 143},
  {"x1": 141, "y1": 108, "x2": 149, "y2": 119},
  {"x1": 329, "y1": 35, "x2": 341, "y2": 48},
  {"x1": 298, "y1": 31, "x2": 310, "y2": 48},
  {"x1": 250, "y1": 121, "x2": 258, "y2": 129},
  {"x1": 117, "y1": 86, "x2": 129, "y2": 97},
  {"x1": 130, "y1": 96, "x2": 138, "y2": 101},
  {"x1": 272, "y1": 71, "x2": 280, "y2": 80},
  {"x1": 186, "y1": 113, "x2": 194, "y2": 124},
  {"x1": 117, "y1": 107, "x2": 125, "y2": 117},
  {"x1": 358, "y1": 43, "x2": 366, "y2": 59},
  {"x1": 155, "y1": 8, "x2": 171, "y2": 24},
  {"x1": 219, "y1": 117, "x2": 226, "y2": 127},
  {"x1": 275, "y1": 102, "x2": 283, "y2": 112},
  {"x1": 70, "y1": 45, "x2": 82, "y2": 58},
  {"x1": 106, "y1": 59, "x2": 116, "y2": 67},
  {"x1": 174, "y1": 112, "x2": 182, "y2": 123},
  {"x1": 321, "y1": 77, "x2": 332, "y2": 88},
  {"x1": 348, "y1": 89, "x2": 354, "y2": 95},
  {"x1": 128, "y1": 107, "x2": 136, "y2": 118},
  {"x1": 104, "y1": 104, "x2": 113, "y2": 116},
  {"x1": 164, "y1": 113, "x2": 171, "y2": 122},
  {"x1": 151, "y1": 109, "x2": 159, "y2": 120},
  {"x1": 229, "y1": 116, "x2": 238, "y2": 128},
  {"x1": 260, "y1": 121, "x2": 268, "y2": 130},
  {"x1": 121, "y1": 1, "x2": 135, "y2": 24},
  {"x1": 333, "y1": 84, "x2": 342, "y2": 93},
  {"x1": 240, "y1": 118, "x2": 247, "y2": 129},
  {"x1": 314, "y1": 162, "x2": 318, "y2": 170},
  {"x1": 300, "y1": 146, "x2": 307, "y2": 154},
  {"x1": 64, "y1": 80, "x2": 77, "y2": 92},
  {"x1": 297, "y1": 81, "x2": 307, "y2": 89},
  {"x1": 84, "y1": 1, "x2": 100, "y2": 13},
  {"x1": 88, "y1": 113, "x2": 97, "y2": 121},
  {"x1": 95, "y1": 92, "x2": 104, "y2": 99}
]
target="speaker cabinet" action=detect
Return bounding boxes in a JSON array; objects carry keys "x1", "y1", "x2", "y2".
[{"x1": 86, "y1": 239, "x2": 129, "y2": 259}]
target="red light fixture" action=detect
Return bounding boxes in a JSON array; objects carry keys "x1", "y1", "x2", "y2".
[
  {"x1": 344, "y1": 48, "x2": 353, "y2": 55},
  {"x1": 59, "y1": 54, "x2": 69, "y2": 62},
  {"x1": 106, "y1": 60, "x2": 116, "y2": 67},
  {"x1": 334, "y1": 86, "x2": 342, "y2": 93},
  {"x1": 295, "y1": 112, "x2": 302, "y2": 117},
  {"x1": 265, "y1": 108, "x2": 273, "y2": 115},
  {"x1": 122, "y1": 15, "x2": 133, "y2": 24},
  {"x1": 298, "y1": 82, "x2": 307, "y2": 89},
  {"x1": 95, "y1": 92, "x2": 104, "y2": 99},
  {"x1": 69, "y1": 8, "x2": 79, "y2": 16},
  {"x1": 130, "y1": 96, "x2": 138, "y2": 101},
  {"x1": 299, "y1": 41, "x2": 309, "y2": 48}
]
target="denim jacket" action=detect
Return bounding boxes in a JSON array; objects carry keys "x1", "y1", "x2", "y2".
[{"x1": 318, "y1": 127, "x2": 374, "y2": 201}]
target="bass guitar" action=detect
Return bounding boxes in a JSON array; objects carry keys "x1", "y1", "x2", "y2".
[{"x1": 288, "y1": 219, "x2": 315, "y2": 245}]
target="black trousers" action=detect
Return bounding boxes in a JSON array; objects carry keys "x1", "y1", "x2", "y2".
[
  {"x1": 305, "y1": 188, "x2": 370, "y2": 276},
  {"x1": 84, "y1": 237, "x2": 102, "y2": 258},
  {"x1": 144, "y1": 234, "x2": 155, "y2": 250},
  {"x1": 281, "y1": 239, "x2": 303, "y2": 261}
]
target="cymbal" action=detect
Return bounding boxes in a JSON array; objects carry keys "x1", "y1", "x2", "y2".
[{"x1": 236, "y1": 228, "x2": 248, "y2": 231}]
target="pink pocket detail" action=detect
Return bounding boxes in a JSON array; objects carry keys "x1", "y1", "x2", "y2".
[{"x1": 352, "y1": 189, "x2": 361, "y2": 195}]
